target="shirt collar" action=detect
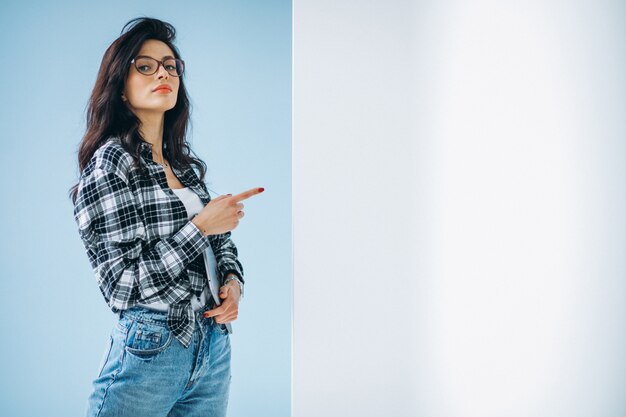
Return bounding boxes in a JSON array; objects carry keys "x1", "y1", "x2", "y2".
[
  {"x1": 138, "y1": 139, "x2": 195, "y2": 183},
  {"x1": 137, "y1": 139, "x2": 198, "y2": 186},
  {"x1": 139, "y1": 140, "x2": 154, "y2": 160}
]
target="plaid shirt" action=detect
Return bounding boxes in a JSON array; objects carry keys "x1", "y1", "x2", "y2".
[{"x1": 73, "y1": 137, "x2": 244, "y2": 348}]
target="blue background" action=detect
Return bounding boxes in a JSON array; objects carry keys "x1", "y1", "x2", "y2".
[{"x1": 0, "y1": 1, "x2": 291, "y2": 416}]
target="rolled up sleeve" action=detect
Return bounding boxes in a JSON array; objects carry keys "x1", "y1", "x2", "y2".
[
  {"x1": 74, "y1": 168, "x2": 210, "y2": 309},
  {"x1": 210, "y1": 231, "x2": 245, "y2": 285}
]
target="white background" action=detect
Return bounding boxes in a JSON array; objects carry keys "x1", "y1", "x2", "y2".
[{"x1": 293, "y1": 1, "x2": 626, "y2": 416}]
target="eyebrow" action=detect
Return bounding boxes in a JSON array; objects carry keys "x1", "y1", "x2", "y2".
[{"x1": 138, "y1": 54, "x2": 175, "y2": 60}]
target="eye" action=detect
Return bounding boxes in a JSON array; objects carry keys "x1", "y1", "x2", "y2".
[{"x1": 165, "y1": 64, "x2": 176, "y2": 71}]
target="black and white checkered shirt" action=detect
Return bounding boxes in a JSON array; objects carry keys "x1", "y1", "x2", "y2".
[{"x1": 73, "y1": 137, "x2": 244, "y2": 348}]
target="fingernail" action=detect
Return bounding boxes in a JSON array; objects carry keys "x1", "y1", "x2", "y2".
[
  {"x1": 259, "y1": 187, "x2": 264, "y2": 192},
  {"x1": 226, "y1": 193, "x2": 232, "y2": 196}
]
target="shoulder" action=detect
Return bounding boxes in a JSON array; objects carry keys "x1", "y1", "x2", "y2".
[{"x1": 82, "y1": 137, "x2": 135, "y2": 181}]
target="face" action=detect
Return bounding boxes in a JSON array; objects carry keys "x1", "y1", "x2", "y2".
[{"x1": 122, "y1": 39, "x2": 181, "y2": 117}]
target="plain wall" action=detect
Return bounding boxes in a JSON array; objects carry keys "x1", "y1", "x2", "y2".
[{"x1": 293, "y1": 1, "x2": 626, "y2": 416}]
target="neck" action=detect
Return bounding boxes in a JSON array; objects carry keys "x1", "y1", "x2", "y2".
[{"x1": 135, "y1": 112, "x2": 166, "y2": 161}]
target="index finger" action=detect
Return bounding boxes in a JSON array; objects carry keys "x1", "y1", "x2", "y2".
[
  {"x1": 203, "y1": 305, "x2": 224, "y2": 317},
  {"x1": 230, "y1": 187, "x2": 264, "y2": 202}
]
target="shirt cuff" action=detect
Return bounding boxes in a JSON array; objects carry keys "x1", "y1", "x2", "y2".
[{"x1": 173, "y1": 220, "x2": 210, "y2": 263}]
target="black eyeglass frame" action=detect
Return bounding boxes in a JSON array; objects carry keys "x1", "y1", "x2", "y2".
[{"x1": 130, "y1": 55, "x2": 185, "y2": 77}]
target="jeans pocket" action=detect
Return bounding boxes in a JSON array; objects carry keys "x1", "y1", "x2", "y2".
[
  {"x1": 124, "y1": 319, "x2": 172, "y2": 360},
  {"x1": 213, "y1": 322, "x2": 230, "y2": 336}
]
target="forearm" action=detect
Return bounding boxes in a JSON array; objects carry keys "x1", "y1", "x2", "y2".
[{"x1": 90, "y1": 220, "x2": 211, "y2": 308}]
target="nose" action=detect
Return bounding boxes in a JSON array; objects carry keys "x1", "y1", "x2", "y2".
[{"x1": 156, "y1": 62, "x2": 169, "y2": 79}]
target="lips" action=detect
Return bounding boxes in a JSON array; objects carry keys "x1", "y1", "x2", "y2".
[{"x1": 152, "y1": 85, "x2": 172, "y2": 92}]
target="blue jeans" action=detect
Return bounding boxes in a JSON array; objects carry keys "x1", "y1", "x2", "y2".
[{"x1": 85, "y1": 305, "x2": 232, "y2": 417}]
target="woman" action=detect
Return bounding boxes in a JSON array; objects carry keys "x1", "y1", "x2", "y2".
[{"x1": 69, "y1": 17, "x2": 263, "y2": 416}]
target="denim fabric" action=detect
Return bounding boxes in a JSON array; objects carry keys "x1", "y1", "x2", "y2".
[{"x1": 85, "y1": 305, "x2": 232, "y2": 417}]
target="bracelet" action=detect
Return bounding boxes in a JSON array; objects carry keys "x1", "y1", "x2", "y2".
[{"x1": 224, "y1": 275, "x2": 244, "y2": 299}]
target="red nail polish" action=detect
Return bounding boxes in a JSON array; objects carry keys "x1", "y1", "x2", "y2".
[{"x1": 259, "y1": 187, "x2": 264, "y2": 192}]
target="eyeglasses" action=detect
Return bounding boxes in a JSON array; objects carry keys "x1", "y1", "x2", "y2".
[{"x1": 130, "y1": 56, "x2": 185, "y2": 77}]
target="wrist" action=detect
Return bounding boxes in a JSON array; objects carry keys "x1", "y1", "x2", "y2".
[
  {"x1": 224, "y1": 274, "x2": 244, "y2": 299},
  {"x1": 192, "y1": 215, "x2": 210, "y2": 237}
]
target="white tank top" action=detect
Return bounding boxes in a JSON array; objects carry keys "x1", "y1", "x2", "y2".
[{"x1": 136, "y1": 187, "x2": 211, "y2": 312}]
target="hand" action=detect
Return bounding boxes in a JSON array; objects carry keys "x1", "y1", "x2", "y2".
[
  {"x1": 192, "y1": 187, "x2": 264, "y2": 236},
  {"x1": 202, "y1": 282, "x2": 241, "y2": 323}
]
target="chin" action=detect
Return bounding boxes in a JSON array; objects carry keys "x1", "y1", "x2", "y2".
[{"x1": 154, "y1": 102, "x2": 177, "y2": 112}]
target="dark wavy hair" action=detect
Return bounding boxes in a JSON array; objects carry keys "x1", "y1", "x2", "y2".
[{"x1": 69, "y1": 16, "x2": 206, "y2": 203}]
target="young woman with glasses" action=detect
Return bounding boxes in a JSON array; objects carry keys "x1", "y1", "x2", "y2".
[{"x1": 69, "y1": 17, "x2": 263, "y2": 417}]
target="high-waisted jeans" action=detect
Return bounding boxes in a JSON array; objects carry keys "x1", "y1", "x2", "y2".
[{"x1": 85, "y1": 304, "x2": 231, "y2": 417}]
